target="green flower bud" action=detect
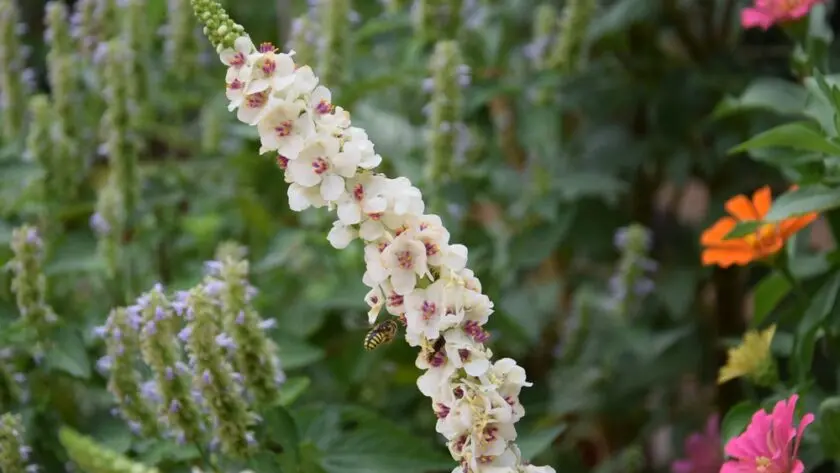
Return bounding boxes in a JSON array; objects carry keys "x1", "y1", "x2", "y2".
[
  {"x1": 0, "y1": 0, "x2": 28, "y2": 144},
  {"x1": 94, "y1": 0, "x2": 120, "y2": 42},
  {"x1": 207, "y1": 244, "x2": 284, "y2": 407},
  {"x1": 547, "y1": 0, "x2": 594, "y2": 73},
  {"x1": 72, "y1": 0, "x2": 99, "y2": 59},
  {"x1": 102, "y1": 307, "x2": 159, "y2": 436},
  {"x1": 318, "y1": 0, "x2": 350, "y2": 87},
  {"x1": 136, "y1": 286, "x2": 205, "y2": 444},
  {"x1": 184, "y1": 285, "x2": 255, "y2": 457},
  {"x1": 59, "y1": 427, "x2": 159, "y2": 473},
  {"x1": 45, "y1": 2, "x2": 74, "y2": 56},
  {"x1": 0, "y1": 413, "x2": 35, "y2": 473},
  {"x1": 190, "y1": 0, "x2": 246, "y2": 50},
  {"x1": 121, "y1": 0, "x2": 151, "y2": 133},
  {"x1": 8, "y1": 226, "x2": 57, "y2": 332}
]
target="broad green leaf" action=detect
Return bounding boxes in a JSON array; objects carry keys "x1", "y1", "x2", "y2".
[
  {"x1": 517, "y1": 424, "x2": 566, "y2": 461},
  {"x1": 713, "y1": 78, "x2": 808, "y2": 118},
  {"x1": 551, "y1": 172, "x2": 627, "y2": 203},
  {"x1": 729, "y1": 122, "x2": 840, "y2": 156},
  {"x1": 793, "y1": 272, "x2": 840, "y2": 383},
  {"x1": 764, "y1": 185, "x2": 840, "y2": 221},
  {"x1": 277, "y1": 376, "x2": 311, "y2": 407},
  {"x1": 45, "y1": 329, "x2": 91, "y2": 379},
  {"x1": 586, "y1": 0, "x2": 658, "y2": 41},
  {"x1": 318, "y1": 424, "x2": 452, "y2": 473},
  {"x1": 720, "y1": 401, "x2": 760, "y2": 445},
  {"x1": 751, "y1": 271, "x2": 792, "y2": 327},
  {"x1": 262, "y1": 404, "x2": 301, "y2": 466},
  {"x1": 273, "y1": 334, "x2": 326, "y2": 369},
  {"x1": 818, "y1": 397, "x2": 840, "y2": 459}
]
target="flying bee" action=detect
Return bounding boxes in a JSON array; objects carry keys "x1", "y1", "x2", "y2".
[{"x1": 363, "y1": 319, "x2": 400, "y2": 351}]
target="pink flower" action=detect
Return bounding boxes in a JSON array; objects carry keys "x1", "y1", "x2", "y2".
[
  {"x1": 741, "y1": 0, "x2": 823, "y2": 30},
  {"x1": 722, "y1": 394, "x2": 814, "y2": 473},
  {"x1": 672, "y1": 414, "x2": 723, "y2": 473}
]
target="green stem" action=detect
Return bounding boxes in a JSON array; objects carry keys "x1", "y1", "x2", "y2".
[
  {"x1": 778, "y1": 263, "x2": 808, "y2": 307},
  {"x1": 195, "y1": 442, "x2": 220, "y2": 473}
]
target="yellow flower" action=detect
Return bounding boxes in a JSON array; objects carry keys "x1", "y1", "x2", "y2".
[{"x1": 718, "y1": 325, "x2": 778, "y2": 387}]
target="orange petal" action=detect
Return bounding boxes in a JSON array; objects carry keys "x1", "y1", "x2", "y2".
[
  {"x1": 780, "y1": 213, "x2": 819, "y2": 240},
  {"x1": 751, "y1": 186, "x2": 772, "y2": 218},
  {"x1": 701, "y1": 246, "x2": 756, "y2": 267},
  {"x1": 725, "y1": 194, "x2": 761, "y2": 221},
  {"x1": 701, "y1": 217, "x2": 738, "y2": 245}
]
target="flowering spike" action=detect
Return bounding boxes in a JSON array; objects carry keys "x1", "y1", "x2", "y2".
[
  {"x1": 92, "y1": 177, "x2": 124, "y2": 278},
  {"x1": 206, "y1": 243, "x2": 285, "y2": 406},
  {"x1": 317, "y1": 0, "x2": 350, "y2": 87},
  {"x1": 165, "y1": 0, "x2": 200, "y2": 81},
  {"x1": 0, "y1": 413, "x2": 37, "y2": 473},
  {"x1": 100, "y1": 40, "x2": 140, "y2": 222},
  {"x1": 190, "y1": 0, "x2": 246, "y2": 51},
  {"x1": 194, "y1": 0, "x2": 557, "y2": 466},
  {"x1": 0, "y1": 0, "x2": 29, "y2": 143},
  {"x1": 102, "y1": 307, "x2": 160, "y2": 436},
  {"x1": 183, "y1": 285, "x2": 255, "y2": 457},
  {"x1": 425, "y1": 41, "x2": 469, "y2": 212},
  {"x1": 546, "y1": 0, "x2": 594, "y2": 73},
  {"x1": 525, "y1": 3, "x2": 559, "y2": 70},
  {"x1": 135, "y1": 286, "x2": 205, "y2": 443},
  {"x1": 412, "y1": 0, "x2": 464, "y2": 42},
  {"x1": 286, "y1": 13, "x2": 318, "y2": 67},
  {"x1": 608, "y1": 224, "x2": 656, "y2": 318},
  {"x1": 8, "y1": 225, "x2": 57, "y2": 336}
]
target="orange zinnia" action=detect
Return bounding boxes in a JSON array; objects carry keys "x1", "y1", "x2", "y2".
[{"x1": 700, "y1": 185, "x2": 818, "y2": 267}]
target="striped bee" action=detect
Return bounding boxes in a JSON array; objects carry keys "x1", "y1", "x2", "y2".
[{"x1": 363, "y1": 319, "x2": 400, "y2": 351}]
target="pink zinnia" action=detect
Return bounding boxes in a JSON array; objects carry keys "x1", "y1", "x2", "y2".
[
  {"x1": 741, "y1": 0, "x2": 823, "y2": 30},
  {"x1": 672, "y1": 414, "x2": 723, "y2": 473},
  {"x1": 722, "y1": 394, "x2": 814, "y2": 473}
]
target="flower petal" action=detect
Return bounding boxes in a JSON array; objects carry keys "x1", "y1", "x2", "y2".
[
  {"x1": 726, "y1": 194, "x2": 761, "y2": 221},
  {"x1": 752, "y1": 185, "x2": 772, "y2": 217},
  {"x1": 701, "y1": 217, "x2": 739, "y2": 245}
]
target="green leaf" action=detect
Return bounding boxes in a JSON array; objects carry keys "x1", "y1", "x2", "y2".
[
  {"x1": 729, "y1": 122, "x2": 840, "y2": 156},
  {"x1": 818, "y1": 396, "x2": 840, "y2": 459},
  {"x1": 517, "y1": 424, "x2": 567, "y2": 461},
  {"x1": 551, "y1": 172, "x2": 628, "y2": 204},
  {"x1": 764, "y1": 185, "x2": 840, "y2": 221},
  {"x1": 713, "y1": 78, "x2": 808, "y2": 118},
  {"x1": 318, "y1": 425, "x2": 452, "y2": 473},
  {"x1": 751, "y1": 271, "x2": 792, "y2": 327},
  {"x1": 720, "y1": 401, "x2": 759, "y2": 446},
  {"x1": 262, "y1": 404, "x2": 301, "y2": 467},
  {"x1": 277, "y1": 376, "x2": 311, "y2": 407},
  {"x1": 723, "y1": 220, "x2": 763, "y2": 240},
  {"x1": 45, "y1": 329, "x2": 91, "y2": 379},
  {"x1": 273, "y1": 334, "x2": 326, "y2": 369},
  {"x1": 793, "y1": 272, "x2": 840, "y2": 383}
]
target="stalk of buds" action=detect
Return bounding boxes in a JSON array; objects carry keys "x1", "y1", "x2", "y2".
[
  {"x1": 317, "y1": 0, "x2": 350, "y2": 87},
  {"x1": 7, "y1": 226, "x2": 57, "y2": 338},
  {"x1": 192, "y1": 1, "x2": 557, "y2": 470},
  {"x1": 608, "y1": 224, "x2": 656, "y2": 318},
  {"x1": 547, "y1": 0, "x2": 594, "y2": 73}
]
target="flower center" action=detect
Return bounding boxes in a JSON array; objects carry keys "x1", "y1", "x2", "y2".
[
  {"x1": 246, "y1": 91, "x2": 267, "y2": 109},
  {"x1": 387, "y1": 292, "x2": 404, "y2": 307},
  {"x1": 396, "y1": 250, "x2": 414, "y2": 269},
  {"x1": 424, "y1": 240, "x2": 439, "y2": 257},
  {"x1": 755, "y1": 456, "x2": 772, "y2": 472},
  {"x1": 259, "y1": 57, "x2": 276, "y2": 76},
  {"x1": 311, "y1": 157, "x2": 329, "y2": 175},
  {"x1": 276, "y1": 155, "x2": 289, "y2": 169},
  {"x1": 227, "y1": 78, "x2": 243, "y2": 90},
  {"x1": 259, "y1": 42, "x2": 277, "y2": 53},
  {"x1": 275, "y1": 120, "x2": 293, "y2": 137},
  {"x1": 421, "y1": 301, "x2": 437, "y2": 320},
  {"x1": 230, "y1": 52, "x2": 246, "y2": 67},
  {"x1": 744, "y1": 223, "x2": 781, "y2": 252},
  {"x1": 315, "y1": 99, "x2": 332, "y2": 114},
  {"x1": 353, "y1": 183, "x2": 365, "y2": 201}
]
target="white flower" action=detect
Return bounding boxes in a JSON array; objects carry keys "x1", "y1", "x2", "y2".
[
  {"x1": 381, "y1": 279, "x2": 406, "y2": 316},
  {"x1": 219, "y1": 36, "x2": 256, "y2": 82},
  {"x1": 444, "y1": 328, "x2": 491, "y2": 377},
  {"x1": 362, "y1": 243, "x2": 390, "y2": 288},
  {"x1": 404, "y1": 280, "x2": 447, "y2": 342},
  {"x1": 225, "y1": 77, "x2": 248, "y2": 110},
  {"x1": 364, "y1": 286, "x2": 385, "y2": 324},
  {"x1": 388, "y1": 177, "x2": 425, "y2": 217},
  {"x1": 337, "y1": 174, "x2": 388, "y2": 226},
  {"x1": 245, "y1": 50, "x2": 295, "y2": 94},
  {"x1": 382, "y1": 232, "x2": 429, "y2": 295},
  {"x1": 463, "y1": 289, "x2": 493, "y2": 326},
  {"x1": 341, "y1": 127, "x2": 382, "y2": 169},
  {"x1": 465, "y1": 445, "x2": 519, "y2": 473},
  {"x1": 287, "y1": 182, "x2": 326, "y2": 212},
  {"x1": 520, "y1": 465, "x2": 557, "y2": 473},
  {"x1": 237, "y1": 90, "x2": 271, "y2": 125},
  {"x1": 282, "y1": 65, "x2": 319, "y2": 99},
  {"x1": 327, "y1": 221, "x2": 357, "y2": 249},
  {"x1": 287, "y1": 136, "x2": 354, "y2": 201},
  {"x1": 309, "y1": 85, "x2": 334, "y2": 115},
  {"x1": 256, "y1": 99, "x2": 312, "y2": 157},
  {"x1": 416, "y1": 343, "x2": 458, "y2": 395}
]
